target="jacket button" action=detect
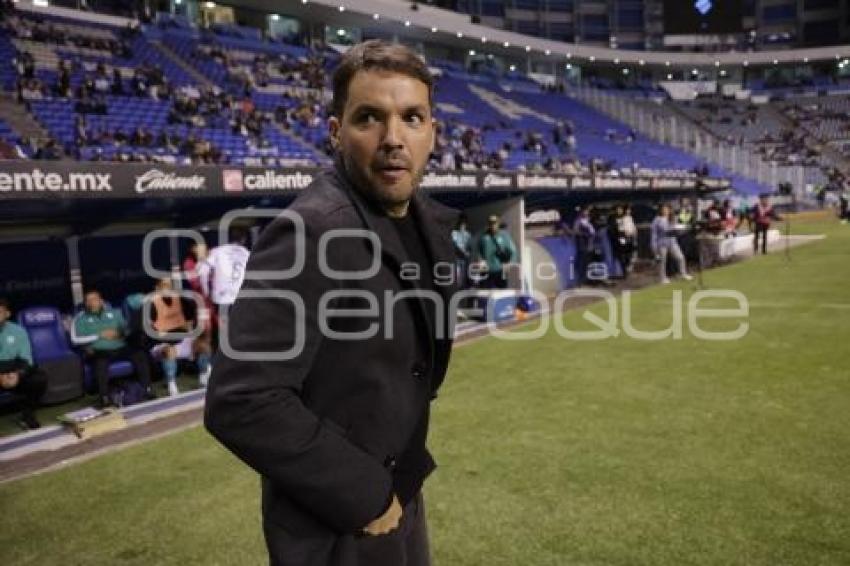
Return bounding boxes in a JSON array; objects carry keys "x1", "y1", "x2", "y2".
[
  {"x1": 384, "y1": 455, "x2": 397, "y2": 470},
  {"x1": 411, "y1": 362, "x2": 427, "y2": 379}
]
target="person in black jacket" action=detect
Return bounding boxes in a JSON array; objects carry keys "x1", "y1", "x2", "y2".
[{"x1": 205, "y1": 40, "x2": 458, "y2": 566}]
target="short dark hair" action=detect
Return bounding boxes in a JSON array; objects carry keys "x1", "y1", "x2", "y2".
[{"x1": 331, "y1": 40, "x2": 433, "y2": 118}]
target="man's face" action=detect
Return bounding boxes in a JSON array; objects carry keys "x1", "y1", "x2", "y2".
[
  {"x1": 329, "y1": 70, "x2": 435, "y2": 213},
  {"x1": 85, "y1": 293, "x2": 103, "y2": 313},
  {"x1": 0, "y1": 305, "x2": 9, "y2": 326}
]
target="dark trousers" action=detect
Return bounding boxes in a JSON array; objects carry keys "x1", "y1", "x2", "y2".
[
  {"x1": 0, "y1": 359, "x2": 47, "y2": 418},
  {"x1": 264, "y1": 492, "x2": 431, "y2": 566},
  {"x1": 484, "y1": 271, "x2": 507, "y2": 289},
  {"x1": 87, "y1": 347, "x2": 151, "y2": 397},
  {"x1": 754, "y1": 224, "x2": 769, "y2": 254}
]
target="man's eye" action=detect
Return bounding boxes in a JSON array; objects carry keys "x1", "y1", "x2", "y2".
[
  {"x1": 358, "y1": 113, "x2": 378, "y2": 124},
  {"x1": 406, "y1": 114, "x2": 423, "y2": 125}
]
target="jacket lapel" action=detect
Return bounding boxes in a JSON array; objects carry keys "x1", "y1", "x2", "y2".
[{"x1": 329, "y1": 162, "x2": 459, "y2": 348}]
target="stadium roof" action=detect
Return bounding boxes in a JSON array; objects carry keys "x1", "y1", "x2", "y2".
[{"x1": 228, "y1": 0, "x2": 850, "y2": 68}]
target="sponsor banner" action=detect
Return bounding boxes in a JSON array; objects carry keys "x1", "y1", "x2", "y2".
[
  {"x1": 516, "y1": 173, "x2": 570, "y2": 190},
  {"x1": 419, "y1": 171, "x2": 479, "y2": 190},
  {"x1": 222, "y1": 168, "x2": 316, "y2": 193},
  {"x1": 595, "y1": 177, "x2": 634, "y2": 189},
  {"x1": 0, "y1": 161, "x2": 724, "y2": 200}
]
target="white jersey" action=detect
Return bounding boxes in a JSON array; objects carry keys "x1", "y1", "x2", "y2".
[{"x1": 200, "y1": 244, "x2": 250, "y2": 305}]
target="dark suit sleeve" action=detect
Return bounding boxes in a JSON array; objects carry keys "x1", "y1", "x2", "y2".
[{"x1": 204, "y1": 213, "x2": 394, "y2": 534}]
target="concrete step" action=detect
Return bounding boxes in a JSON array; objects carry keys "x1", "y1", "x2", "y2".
[
  {"x1": 0, "y1": 93, "x2": 50, "y2": 141},
  {"x1": 149, "y1": 40, "x2": 213, "y2": 88}
]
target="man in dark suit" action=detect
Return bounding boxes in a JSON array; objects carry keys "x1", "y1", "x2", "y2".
[{"x1": 205, "y1": 40, "x2": 458, "y2": 566}]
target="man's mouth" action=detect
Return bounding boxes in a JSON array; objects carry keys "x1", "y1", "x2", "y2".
[{"x1": 374, "y1": 162, "x2": 410, "y2": 181}]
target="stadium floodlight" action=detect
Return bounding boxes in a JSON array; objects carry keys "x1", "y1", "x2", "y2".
[
  {"x1": 665, "y1": 61, "x2": 670, "y2": 66},
  {"x1": 545, "y1": 49, "x2": 551, "y2": 56},
  {"x1": 566, "y1": 52, "x2": 572, "y2": 59},
  {"x1": 175, "y1": 0, "x2": 182, "y2": 4},
  {"x1": 373, "y1": 13, "x2": 379, "y2": 20},
  {"x1": 404, "y1": 20, "x2": 411, "y2": 27},
  {"x1": 481, "y1": 37, "x2": 487, "y2": 43},
  {"x1": 743, "y1": 60, "x2": 749, "y2": 66},
  {"x1": 589, "y1": 56, "x2": 595, "y2": 62},
  {"x1": 622, "y1": 68, "x2": 629, "y2": 75},
  {"x1": 431, "y1": 26, "x2": 438, "y2": 32},
  {"x1": 773, "y1": 59, "x2": 779, "y2": 65},
  {"x1": 301, "y1": 0, "x2": 308, "y2": 4},
  {"x1": 509, "y1": 64, "x2": 516, "y2": 71},
  {"x1": 613, "y1": 58, "x2": 619, "y2": 64},
  {"x1": 503, "y1": 41, "x2": 510, "y2": 47},
  {"x1": 204, "y1": 1, "x2": 215, "y2": 8},
  {"x1": 337, "y1": 29, "x2": 345, "y2": 36},
  {"x1": 338, "y1": 5, "x2": 345, "y2": 12},
  {"x1": 803, "y1": 57, "x2": 809, "y2": 63},
  {"x1": 525, "y1": 45, "x2": 531, "y2": 52},
  {"x1": 457, "y1": 32, "x2": 463, "y2": 38},
  {"x1": 639, "y1": 60, "x2": 645, "y2": 66},
  {"x1": 692, "y1": 69, "x2": 698, "y2": 75},
  {"x1": 566, "y1": 63, "x2": 572, "y2": 70},
  {"x1": 714, "y1": 61, "x2": 720, "y2": 67},
  {"x1": 719, "y1": 69, "x2": 727, "y2": 76},
  {"x1": 667, "y1": 73, "x2": 673, "y2": 80},
  {"x1": 270, "y1": 14, "x2": 279, "y2": 21},
  {"x1": 469, "y1": 49, "x2": 476, "y2": 56}
]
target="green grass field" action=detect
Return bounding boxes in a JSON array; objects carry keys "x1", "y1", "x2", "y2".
[{"x1": 2, "y1": 218, "x2": 849, "y2": 565}]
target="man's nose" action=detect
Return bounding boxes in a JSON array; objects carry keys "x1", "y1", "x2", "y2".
[{"x1": 381, "y1": 117, "x2": 404, "y2": 150}]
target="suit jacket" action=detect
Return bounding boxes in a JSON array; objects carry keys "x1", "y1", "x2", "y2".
[{"x1": 204, "y1": 163, "x2": 458, "y2": 551}]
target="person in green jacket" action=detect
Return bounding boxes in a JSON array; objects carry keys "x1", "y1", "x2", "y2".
[
  {"x1": 477, "y1": 214, "x2": 518, "y2": 289},
  {"x1": 0, "y1": 298, "x2": 47, "y2": 429},
  {"x1": 71, "y1": 289, "x2": 154, "y2": 408}
]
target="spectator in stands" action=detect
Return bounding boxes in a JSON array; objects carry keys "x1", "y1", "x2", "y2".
[
  {"x1": 478, "y1": 215, "x2": 517, "y2": 289},
  {"x1": 146, "y1": 278, "x2": 213, "y2": 395},
  {"x1": 55, "y1": 60, "x2": 71, "y2": 98},
  {"x1": 110, "y1": 67, "x2": 124, "y2": 95},
  {"x1": 74, "y1": 118, "x2": 91, "y2": 150},
  {"x1": 0, "y1": 298, "x2": 47, "y2": 430},
  {"x1": 131, "y1": 127, "x2": 153, "y2": 147},
  {"x1": 13, "y1": 51, "x2": 34, "y2": 79},
  {"x1": 131, "y1": 69, "x2": 148, "y2": 97},
  {"x1": 452, "y1": 214, "x2": 472, "y2": 289},
  {"x1": 94, "y1": 63, "x2": 111, "y2": 94},
  {"x1": 651, "y1": 204, "x2": 693, "y2": 285},
  {"x1": 750, "y1": 194, "x2": 783, "y2": 255},
  {"x1": 18, "y1": 78, "x2": 46, "y2": 102},
  {"x1": 34, "y1": 138, "x2": 61, "y2": 160},
  {"x1": 72, "y1": 289, "x2": 155, "y2": 408}
]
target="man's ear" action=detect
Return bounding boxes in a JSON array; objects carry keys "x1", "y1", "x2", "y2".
[{"x1": 328, "y1": 116, "x2": 341, "y2": 150}]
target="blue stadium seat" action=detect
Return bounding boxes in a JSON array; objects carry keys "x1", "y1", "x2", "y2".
[{"x1": 17, "y1": 307, "x2": 84, "y2": 404}]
